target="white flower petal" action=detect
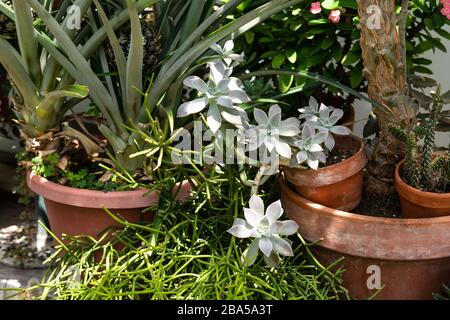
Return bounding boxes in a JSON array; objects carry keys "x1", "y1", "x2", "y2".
[
  {"x1": 308, "y1": 96, "x2": 319, "y2": 110},
  {"x1": 177, "y1": 98, "x2": 207, "y2": 117},
  {"x1": 249, "y1": 195, "x2": 265, "y2": 216},
  {"x1": 268, "y1": 104, "x2": 282, "y2": 126},
  {"x1": 309, "y1": 144, "x2": 323, "y2": 152},
  {"x1": 183, "y1": 76, "x2": 208, "y2": 93},
  {"x1": 207, "y1": 104, "x2": 222, "y2": 133},
  {"x1": 208, "y1": 61, "x2": 226, "y2": 84},
  {"x1": 264, "y1": 135, "x2": 276, "y2": 152},
  {"x1": 301, "y1": 124, "x2": 315, "y2": 140},
  {"x1": 244, "y1": 208, "x2": 263, "y2": 228},
  {"x1": 263, "y1": 251, "x2": 280, "y2": 268},
  {"x1": 329, "y1": 109, "x2": 344, "y2": 125},
  {"x1": 221, "y1": 108, "x2": 244, "y2": 126},
  {"x1": 241, "y1": 239, "x2": 259, "y2": 266},
  {"x1": 210, "y1": 43, "x2": 222, "y2": 54},
  {"x1": 275, "y1": 140, "x2": 291, "y2": 158},
  {"x1": 254, "y1": 108, "x2": 269, "y2": 126},
  {"x1": 258, "y1": 237, "x2": 273, "y2": 257},
  {"x1": 224, "y1": 40, "x2": 234, "y2": 52},
  {"x1": 278, "y1": 123, "x2": 300, "y2": 136},
  {"x1": 229, "y1": 90, "x2": 250, "y2": 103},
  {"x1": 227, "y1": 218, "x2": 253, "y2": 238},
  {"x1": 319, "y1": 103, "x2": 330, "y2": 119},
  {"x1": 217, "y1": 96, "x2": 234, "y2": 107},
  {"x1": 271, "y1": 220, "x2": 299, "y2": 236},
  {"x1": 271, "y1": 235, "x2": 294, "y2": 257},
  {"x1": 312, "y1": 132, "x2": 328, "y2": 144},
  {"x1": 265, "y1": 200, "x2": 283, "y2": 224},
  {"x1": 330, "y1": 125, "x2": 351, "y2": 135},
  {"x1": 307, "y1": 159, "x2": 319, "y2": 170},
  {"x1": 296, "y1": 150, "x2": 307, "y2": 164},
  {"x1": 325, "y1": 134, "x2": 335, "y2": 151}
]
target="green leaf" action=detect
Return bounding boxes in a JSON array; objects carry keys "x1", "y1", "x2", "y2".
[
  {"x1": 424, "y1": 18, "x2": 434, "y2": 30},
  {"x1": 308, "y1": 19, "x2": 329, "y2": 25},
  {"x1": 321, "y1": 37, "x2": 334, "y2": 50},
  {"x1": 432, "y1": 13, "x2": 446, "y2": 28},
  {"x1": 245, "y1": 31, "x2": 254, "y2": 44},
  {"x1": 261, "y1": 50, "x2": 280, "y2": 59},
  {"x1": 412, "y1": 58, "x2": 432, "y2": 65},
  {"x1": 435, "y1": 28, "x2": 450, "y2": 41},
  {"x1": 272, "y1": 53, "x2": 286, "y2": 69},
  {"x1": 341, "y1": 52, "x2": 359, "y2": 66},
  {"x1": 350, "y1": 67, "x2": 363, "y2": 88},
  {"x1": 278, "y1": 74, "x2": 294, "y2": 93},
  {"x1": 289, "y1": 21, "x2": 302, "y2": 31},
  {"x1": 259, "y1": 36, "x2": 273, "y2": 43},
  {"x1": 321, "y1": 0, "x2": 339, "y2": 10},
  {"x1": 339, "y1": 0, "x2": 358, "y2": 9},
  {"x1": 286, "y1": 49, "x2": 297, "y2": 63},
  {"x1": 413, "y1": 66, "x2": 433, "y2": 75}
]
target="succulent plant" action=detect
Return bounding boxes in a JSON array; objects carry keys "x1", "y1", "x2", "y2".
[{"x1": 389, "y1": 86, "x2": 449, "y2": 193}]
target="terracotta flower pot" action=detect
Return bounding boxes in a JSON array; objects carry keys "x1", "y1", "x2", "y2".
[
  {"x1": 283, "y1": 135, "x2": 367, "y2": 211},
  {"x1": 280, "y1": 178, "x2": 450, "y2": 300},
  {"x1": 395, "y1": 160, "x2": 450, "y2": 218},
  {"x1": 26, "y1": 171, "x2": 192, "y2": 239}
]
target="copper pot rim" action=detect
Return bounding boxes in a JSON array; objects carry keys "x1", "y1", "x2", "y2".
[
  {"x1": 283, "y1": 134, "x2": 367, "y2": 187},
  {"x1": 395, "y1": 160, "x2": 450, "y2": 208},
  {"x1": 26, "y1": 171, "x2": 192, "y2": 209}
]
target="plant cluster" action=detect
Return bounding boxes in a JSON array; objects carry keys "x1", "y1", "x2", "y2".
[
  {"x1": 389, "y1": 86, "x2": 449, "y2": 193},
  {"x1": 231, "y1": 0, "x2": 450, "y2": 125},
  {"x1": 27, "y1": 166, "x2": 349, "y2": 300}
]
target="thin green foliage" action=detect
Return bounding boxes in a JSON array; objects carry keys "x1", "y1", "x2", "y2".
[{"x1": 29, "y1": 166, "x2": 349, "y2": 300}]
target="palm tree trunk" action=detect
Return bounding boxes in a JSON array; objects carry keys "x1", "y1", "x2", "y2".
[{"x1": 357, "y1": 0, "x2": 416, "y2": 201}]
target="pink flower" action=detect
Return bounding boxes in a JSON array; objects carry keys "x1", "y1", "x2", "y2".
[
  {"x1": 442, "y1": 6, "x2": 450, "y2": 16},
  {"x1": 310, "y1": 2, "x2": 322, "y2": 14},
  {"x1": 328, "y1": 9, "x2": 341, "y2": 24},
  {"x1": 440, "y1": 0, "x2": 450, "y2": 6}
]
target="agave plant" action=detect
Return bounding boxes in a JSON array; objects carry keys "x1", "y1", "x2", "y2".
[{"x1": 0, "y1": 0, "x2": 308, "y2": 174}]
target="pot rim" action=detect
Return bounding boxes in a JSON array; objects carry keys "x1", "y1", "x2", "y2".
[
  {"x1": 26, "y1": 171, "x2": 160, "y2": 209},
  {"x1": 395, "y1": 160, "x2": 450, "y2": 208},
  {"x1": 280, "y1": 177, "x2": 450, "y2": 260},
  {"x1": 283, "y1": 134, "x2": 367, "y2": 187}
]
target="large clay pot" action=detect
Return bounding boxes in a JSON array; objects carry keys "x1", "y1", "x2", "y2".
[
  {"x1": 283, "y1": 135, "x2": 366, "y2": 211},
  {"x1": 280, "y1": 178, "x2": 450, "y2": 300},
  {"x1": 26, "y1": 171, "x2": 192, "y2": 239},
  {"x1": 395, "y1": 160, "x2": 450, "y2": 218}
]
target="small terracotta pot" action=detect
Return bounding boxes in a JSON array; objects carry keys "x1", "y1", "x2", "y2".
[
  {"x1": 280, "y1": 178, "x2": 450, "y2": 300},
  {"x1": 283, "y1": 135, "x2": 367, "y2": 211},
  {"x1": 395, "y1": 160, "x2": 450, "y2": 218},
  {"x1": 26, "y1": 171, "x2": 192, "y2": 239}
]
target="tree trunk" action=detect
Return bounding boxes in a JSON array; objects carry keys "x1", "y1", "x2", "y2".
[{"x1": 357, "y1": 0, "x2": 416, "y2": 202}]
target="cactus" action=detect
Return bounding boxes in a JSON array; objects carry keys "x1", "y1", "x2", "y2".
[
  {"x1": 421, "y1": 86, "x2": 443, "y2": 188},
  {"x1": 389, "y1": 87, "x2": 448, "y2": 193},
  {"x1": 431, "y1": 155, "x2": 450, "y2": 192},
  {"x1": 388, "y1": 125, "x2": 421, "y2": 189}
]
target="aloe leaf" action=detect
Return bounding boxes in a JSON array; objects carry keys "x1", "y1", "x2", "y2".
[
  {"x1": 126, "y1": 0, "x2": 144, "y2": 120},
  {"x1": 99, "y1": 124, "x2": 127, "y2": 154},
  {"x1": 26, "y1": 0, "x2": 126, "y2": 136},
  {"x1": 92, "y1": 0, "x2": 127, "y2": 110},
  {"x1": 12, "y1": 0, "x2": 42, "y2": 86},
  {"x1": 0, "y1": 38, "x2": 40, "y2": 111}
]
